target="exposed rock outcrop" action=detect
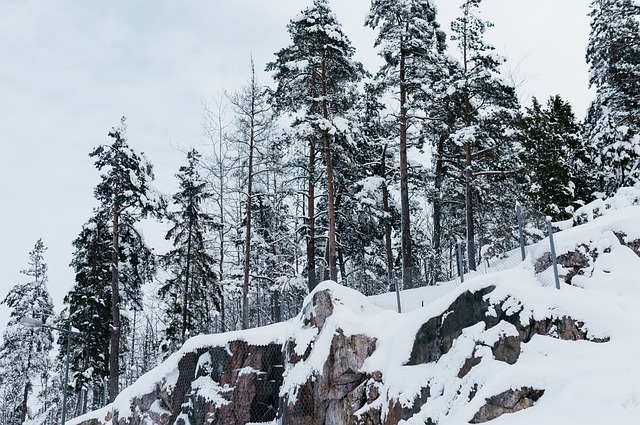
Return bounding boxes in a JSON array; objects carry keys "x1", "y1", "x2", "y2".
[
  {"x1": 109, "y1": 341, "x2": 285, "y2": 425},
  {"x1": 73, "y1": 283, "x2": 608, "y2": 425},
  {"x1": 470, "y1": 387, "x2": 545, "y2": 423}
]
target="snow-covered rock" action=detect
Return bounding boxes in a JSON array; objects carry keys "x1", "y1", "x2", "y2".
[{"x1": 70, "y1": 190, "x2": 640, "y2": 425}]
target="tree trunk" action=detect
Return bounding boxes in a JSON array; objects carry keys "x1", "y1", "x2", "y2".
[
  {"x1": 20, "y1": 338, "x2": 33, "y2": 424},
  {"x1": 307, "y1": 144, "x2": 317, "y2": 292},
  {"x1": 462, "y1": 14, "x2": 477, "y2": 272},
  {"x1": 242, "y1": 75, "x2": 257, "y2": 330},
  {"x1": 182, "y1": 219, "x2": 193, "y2": 341},
  {"x1": 381, "y1": 144, "x2": 394, "y2": 288},
  {"x1": 109, "y1": 188, "x2": 120, "y2": 402},
  {"x1": 465, "y1": 161, "x2": 476, "y2": 271},
  {"x1": 432, "y1": 133, "x2": 446, "y2": 283},
  {"x1": 338, "y1": 243, "x2": 347, "y2": 285},
  {"x1": 307, "y1": 73, "x2": 318, "y2": 292},
  {"x1": 216, "y1": 108, "x2": 227, "y2": 333},
  {"x1": 399, "y1": 34, "x2": 414, "y2": 289},
  {"x1": 321, "y1": 49, "x2": 338, "y2": 282},
  {"x1": 271, "y1": 239, "x2": 282, "y2": 323}
]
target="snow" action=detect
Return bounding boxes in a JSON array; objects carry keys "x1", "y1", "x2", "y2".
[{"x1": 70, "y1": 189, "x2": 640, "y2": 424}]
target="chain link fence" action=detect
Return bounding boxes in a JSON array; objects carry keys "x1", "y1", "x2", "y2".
[{"x1": 368, "y1": 203, "x2": 564, "y2": 312}]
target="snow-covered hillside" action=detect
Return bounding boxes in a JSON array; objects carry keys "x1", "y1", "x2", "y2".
[{"x1": 70, "y1": 189, "x2": 640, "y2": 424}]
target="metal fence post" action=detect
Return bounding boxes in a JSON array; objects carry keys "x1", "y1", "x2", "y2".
[
  {"x1": 516, "y1": 202, "x2": 526, "y2": 261},
  {"x1": 546, "y1": 217, "x2": 561, "y2": 290},
  {"x1": 457, "y1": 241, "x2": 464, "y2": 283},
  {"x1": 104, "y1": 377, "x2": 108, "y2": 407},
  {"x1": 393, "y1": 272, "x2": 402, "y2": 313}
]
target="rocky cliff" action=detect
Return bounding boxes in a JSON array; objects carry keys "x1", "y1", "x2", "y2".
[
  {"x1": 70, "y1": 190, "x2": 640, "y2": 424},
  {"x1": 69, "y1": 283, "x2": 612, "y2": 425}
]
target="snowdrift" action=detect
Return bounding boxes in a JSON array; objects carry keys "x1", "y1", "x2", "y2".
[{"x1": 70, "y1": 189, "x2": 640, "y2": 424}]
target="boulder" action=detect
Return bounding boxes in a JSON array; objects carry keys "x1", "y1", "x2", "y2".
[{"x1": 470, "y1": 387, "x2": 545, "y2": 423}]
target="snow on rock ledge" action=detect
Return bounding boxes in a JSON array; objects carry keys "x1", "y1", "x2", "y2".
[{"x1": 69, "y1": 196, "x2": 640, "y2": 424}]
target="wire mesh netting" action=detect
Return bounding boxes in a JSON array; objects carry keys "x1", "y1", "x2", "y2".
[
  {"x1": 367, "y1": 204, "x2": 561, "y2": 313},
  {"x1": 109, "y1": 341, "x2": 287, "y2": 425}
]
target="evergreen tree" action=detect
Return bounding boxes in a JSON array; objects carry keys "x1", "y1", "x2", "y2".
[
  {"x1": 336, "y1": 82, "x2": 401, "y2": 292},
  {"x1": 89, "y1": 117, "x2": 164, "y2": 401},
  {"x1": 160, "y1": 149, "x2": 220, "y2": 347},
  {"x1": 448, "y1": 0, "x2": 520, "y2": 269},
  {"x1": 267, "y1": 0, "x2": 364, "y2": 289},
  {"x1": 585, "y1": 0, "x2": 640, "y2": 194},
  {"x1": 425, "y1": 55, "x2": 467, "y2": 282},
  {"x1": 518, "y1": 95, "x2": 593, "y2": 219},
  {"x1": 366, "y1": 0, "x2": 448, "y2": 288},
  {"x1": 0, "y1": 240, "x2": 55, "y2": 424},
  {"x1": 61, "y1": 210, "x2": 112, "y2": 411}
]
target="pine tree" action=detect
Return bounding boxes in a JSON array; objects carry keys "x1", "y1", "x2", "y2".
[
  {"x1": 0, "y1": 239, "x2": 55, "y2": 424},
  {"x1": 267, "y1": 0, "x2": 364, "y2": 289},
  {"x1": 448, "y1": 0, "x2": 520, "y2": 270},
  {"x1": 366, "y1": 0, "x2": 448, "y2": 288},
  {"x1": 160, "y1": 148, "x2": 220, "y2": 347},
  {"x1": 333, "y1": 82, "x2": 399, "y2": 292},
  {"x1": 89, "y1": 117, "x2": 164, "y2": 401},
  {"x1": 585, "y1": 0, "x2": 640, "y2": 194},
  {"x1": 425, "y1": 55, "x2": 468, "y2": 282},
  {"x1": 518, "y1": 96, "x2": 593, "y2": 219},
  {"x1": 61, "y1": 210, "x2": 112, "y2": 410}
]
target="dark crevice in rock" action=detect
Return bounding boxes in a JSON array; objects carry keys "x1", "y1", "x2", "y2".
[
  {"x1": 468, "y1": 383, "x2": 479, "y2": 402},
  {"x1": 401, "y1": 386, "x2": 430, "y2": 421},
  {"x1": 407, "y1": 286, "x2": 496, "y2": 366}
]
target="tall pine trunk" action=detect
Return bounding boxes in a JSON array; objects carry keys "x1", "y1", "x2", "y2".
[
  {"x1": 432, "y1": 133, "x2": 446, "y2": 283},
  {"x1": 462, "y1": 34, "x2": 477, "y2": 272},
  {"x1": 381, "y1": 144, "x2": 394, "y2": 288},
  {"x1": 399, "y1": 33, "x2": 414, "y2": 289},
  {"x1": 306, "y1": 74, "x2": 318, "y2": 292},
  {"x1": 109, "y1": 187, "x2": 120, "y2": 402},
  {"x1": 181, "y1": 220, "x2": 193, "y2": 341},
  {"x1": 307, "y1": 137, "x2": 317, "y2": 292},
  {"x1": 321, "y1": 49, "x2": 338, "y2": 282},
  {"x1": 20, "y1": 336, "x2": 33, "y2": 424}
]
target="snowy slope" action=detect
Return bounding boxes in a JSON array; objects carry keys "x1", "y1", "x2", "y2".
[{"x1": 70, "y1": 189, "x2": 640, "y2": 424}]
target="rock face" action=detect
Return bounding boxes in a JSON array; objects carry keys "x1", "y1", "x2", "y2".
[
  {"x1": 109, "y1": 341, "x2": 285, "y2": 425},
  {"x1": 470, "y1": 387, "x2": 545, "y2": 423},
  {"x1": 534, "y1": 231, "x2": 640, "y2": 285},
  {"x1": 74, "y1": 283, "x2": 607, "y2": 425},
  {"x1": 281, "y1": 290, "x2": 378, "y2": 425}
]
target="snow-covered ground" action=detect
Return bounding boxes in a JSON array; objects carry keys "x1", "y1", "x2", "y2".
[{"x1": 70, "y1": 188, "x2": 640, "y2": 424}]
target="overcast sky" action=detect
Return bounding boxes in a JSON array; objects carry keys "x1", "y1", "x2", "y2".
[{"x1": 0, "y1": 0, "x2": 592, "y2": 330}]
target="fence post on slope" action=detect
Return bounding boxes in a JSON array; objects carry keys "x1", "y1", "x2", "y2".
[
  {"x1": 457, "y1": 241, "x2": 465, "y2": 283},
  {"x1": 546, "y1": 217, "x2": 561, "y2": 290},
  {"x1": 516, "y1": 202, "x2": 526, "y2": 261},
  {"x1": 394, "y1": 272, "x2": 402, "y2": 313},
  {"x1": 103, "y1": 377, "x2": 108, "y2": 407}
]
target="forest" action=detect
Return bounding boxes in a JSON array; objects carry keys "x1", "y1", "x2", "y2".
[{"x1": 0, "y1": 0, "x2": 638, "y2": 424}]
